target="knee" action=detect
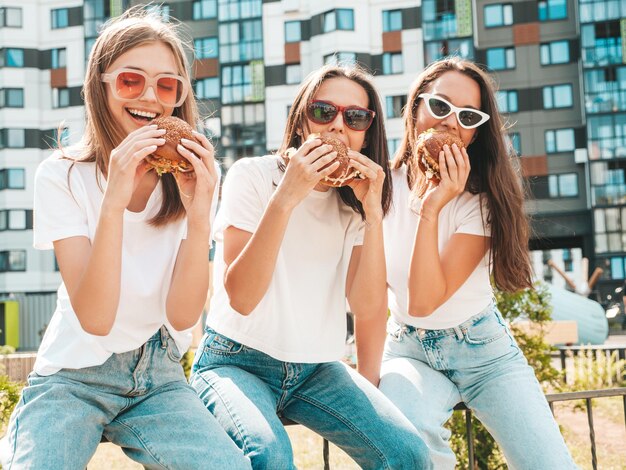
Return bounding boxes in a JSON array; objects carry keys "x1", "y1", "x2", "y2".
[
  {"x1": 385, "y1": 436, "x2": 433, "y2": 470},
  {"x1": 246, "y1": 435, "x2": 294, "y2": 470}
]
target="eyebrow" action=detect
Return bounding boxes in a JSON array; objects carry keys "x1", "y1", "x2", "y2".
[{"x1": 436, "y1": 93, "x2": 480, "y2": 111}]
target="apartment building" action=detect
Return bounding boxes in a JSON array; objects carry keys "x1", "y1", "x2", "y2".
[{"x1": 0, "y1": 0, "x2": 623, "y2": 348}]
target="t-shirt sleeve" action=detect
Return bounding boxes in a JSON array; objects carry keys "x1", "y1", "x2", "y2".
[
  {"x1": 33, "y1": 156, "x2": 89, "y2": 250},
  {"x1": 213, "y1": 158, "x2": 268, "y2": 241},
  {"x1": 455, "y1": 194, "x2": 491, "y2": 237}
]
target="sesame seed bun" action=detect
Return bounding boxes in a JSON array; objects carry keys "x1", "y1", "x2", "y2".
[{"x1": 145, "y1": 116, "x2": 197, "y2": 175}]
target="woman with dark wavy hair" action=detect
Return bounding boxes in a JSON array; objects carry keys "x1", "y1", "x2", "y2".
[{"x1": 356, "y1": 57, "x2": 577, "y2": 469}]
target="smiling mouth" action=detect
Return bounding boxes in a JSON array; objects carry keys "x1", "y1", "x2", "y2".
[{"x1": 126, "y1": 108, "x2": 160, "y2": 122}]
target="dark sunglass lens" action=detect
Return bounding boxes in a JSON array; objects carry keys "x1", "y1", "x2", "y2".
[
  {"x1": 459, "y1": 110, "x2": 482, "y2": 127},
  {"x1": 429, "y1": 98, "x2": 450, "y2": 117},
  {"x1": 309, "y1": 102, "x2": 337, "y2": 123},
  {"x1": 344, "y1": 109, "x2": 372, "y2": 130}
]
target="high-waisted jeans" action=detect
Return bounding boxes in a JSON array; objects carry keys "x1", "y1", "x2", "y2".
[
  {"x1": 190, "y1": 326, "x2": 432, "y2": 470},
  {"x1": 380, "y1": 304, "x2": 578, "y2": 470},
  {"x1": 4, "y1": 326, "x2": 250, "y2": 470}
]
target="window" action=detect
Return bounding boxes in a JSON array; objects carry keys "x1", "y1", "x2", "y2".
[
  {"x1": 194, "y1": 77, "x2": 220, "y2": 100},
  {"x1": 543, "y1": 84, "x2": 573, "y2": 109},
  {"x1": 382, "y1": 10, "x2": 402, "y2": 32},
  {"x1": 388, "y1": 138, "x2": 401, "y2": 157},
  {"x1": 386, "y1": 95, "x2": 407, "y2": 118},
  {"x1": 2, "y1": 48, "x2": 24, "y2": 67},
  {"x1": 51, "y1": 8, "x2": 69, "y2": 29},
  {"x1": 484, "y1": 4, "x2": 513, "y2": 27},
  {"x1": 0, "y1": 7, "x2": 22, "y2": 27},
  {"x1": 549, "y1": 173, "x2": 578, "y2": 197},
  {"x1": 0, "y1": 250, "x2": 26, "y2": 272},
  {"x1": 0, "y1": 209, "x2": 31, "y2": 231},
  {"x1": 52, "y1": 88, "x2": 70, "y2": 108},
  {"x1": 509, "y1": 132, "x2": 521, "y2": 155},
  {"x1": 538, "y1": 0, "x2": 567, "y2": 21},
  {"x1": 0, "y1": 169, "x2": 25, "y2": 189},
  {"x1": 286, "y1": 64, "x2": 301, "y2": 85},
  {"x1": 51, "y1": 48, "x2": 66, "y2": 69},
  {"x1": 323, "y1": 9, "x2": 354, "y2": 33},
  {"x1": 324, "y1": 52, "x2": 357, "y2": 66},
  {"x1": 540, "y1": 40, "x2": 570, "y2": 65},
  {"x1": 193, "y1": 0, "x2": 217, "y2": 20},
  {"x1": 218, "y1": 0, "x2": 262, "y2": 20},
  {"x1": 382, "y1": 52, "x2": 403, "y2": 74},
  {"x1": 285, "y1": 21, "x2": 301, "y2": 43},
  {"x1": 0, "y1": 88, "x2": 23, "y2": 108},
  {"x1": 496, "y1": 90, "x2": 518, "y2": 113},
  {"x1": 194, "y1": 37, "x2": 218, "y2": 59},
  {"x1": 486, "y1": 47, "x2": 515, "y2": 70},
  {"x1": 545, "y1": 128, "x2": 575, "y2": 153},
  {"x1": 146, "y1": 4, "x2": 170, "y2": 21},
  {"x1": 0, "y1": 129, "x2": 25, "y2": 148},
  {"x1": 219, "y1": 20, "x2": 263, "y2": 62},
  {"x1": 425, "y1": 38, "x2": 474, "y2": 63},
  {"x1": 222, "y1": 64, "x2": 265, "y2": 104}
]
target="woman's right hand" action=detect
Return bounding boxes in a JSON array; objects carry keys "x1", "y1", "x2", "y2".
[
  {"x1": 420, "y1": 143, "x2": 470, "y2": 216},
  {"x1": 102, "y1": 124, "x2": 166, "y2": 212},
  {"x1": 273, "y1": 138, "x2": 341, "y2": 210}
]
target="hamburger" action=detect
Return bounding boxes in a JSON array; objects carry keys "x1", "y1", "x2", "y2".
[
  {"x1": 285, "y1": 133, "x2": 360, "y2": 187},
  {"x1": 414, "y1": 129, "x2": 465, "y2": 183},
  {"x1": 146, "y1": 116, "x2": 197, "y2": 175}
]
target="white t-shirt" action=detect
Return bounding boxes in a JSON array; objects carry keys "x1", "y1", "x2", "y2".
[
  {"x1": 207, "y1": 155, "x2": 364, "y2": 363},
  {"x1": 384, "y1": 165, "x2": 492, "y2": 329},
  {"x1": 33, "y1": 151, "x2": 219, "y2": 376}
]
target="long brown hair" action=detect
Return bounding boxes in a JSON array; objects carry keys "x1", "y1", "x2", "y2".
[
  {"x1": 392, "y1": 57, "x2": 532, "y2": 292},
  {"x1": 277, "y1": 64, "x2": 392, "y2": 219},
  {"x1": 73, "y1": 7, "x2": 198, "y2": 226}
]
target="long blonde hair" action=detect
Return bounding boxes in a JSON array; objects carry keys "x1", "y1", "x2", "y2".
[
  {"x1": 392, "y1": 57, "x2": 532, "y2": 292},
  {"x1": 76, "y1": 7, "x2": 198, "y2": 225}
]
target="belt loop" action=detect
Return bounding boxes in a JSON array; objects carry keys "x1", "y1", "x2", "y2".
[
  {"x1": 454, "y1": 326, "x2": 464, "y2": 341},
  {"x1": 160, "y1": 325, "x2": 167, "y2": 348}
]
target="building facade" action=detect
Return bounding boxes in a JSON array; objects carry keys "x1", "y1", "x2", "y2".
[{"x1": 0, "y1": 0, "x2": 623, "y2": 348}]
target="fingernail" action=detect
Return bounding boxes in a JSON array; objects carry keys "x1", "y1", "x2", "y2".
[{"x1": 181, "y1": 138, "x2": 190, "y2": 144}]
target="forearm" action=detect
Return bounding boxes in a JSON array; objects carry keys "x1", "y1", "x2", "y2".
[
  {"x1": 71, "y1": 209, "x2": 123, "y2": 335},
  {"x1": 166, "y1": 224, "x2": 211, "y2": 330},
  {"x1": 407, "y1": 208, "x2": 447, "y2": 316},
  {"x1": 355, "y1": 307, "x2": 387, "y2": 386},
  {"x1": 348, "y1": 221, "x2": 386, "y2": 318},
  {"x1": 225, "y1": 196, "x2": 292, "y2": 314}
]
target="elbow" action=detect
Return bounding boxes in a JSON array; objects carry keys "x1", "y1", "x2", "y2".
[
  {"x1": 227, "y1": 298, "x2": 255, "y2": 316},
  {"x1": 168, "y1": 317, "x2": 196, "y2": 332},
  {"x1": 80, "y1": 321, "x2": 113, "y2": 337},
  {"x1": 407, "y1": 301, "x2": 436, "y2": 318}
]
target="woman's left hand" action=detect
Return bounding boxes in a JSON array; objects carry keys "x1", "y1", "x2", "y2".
[
  {"x1": 346, "y1": 151, "x2": 385, "y2": 224},
  {"x1": 174, "y1": 130, "x2": 218, "y2": 227}
]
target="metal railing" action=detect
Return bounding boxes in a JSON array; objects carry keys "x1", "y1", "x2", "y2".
[{"x1": 306, "y1": 388, "x2": 626, "y2": 470}]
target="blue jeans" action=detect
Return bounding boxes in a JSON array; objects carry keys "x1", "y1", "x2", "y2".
[
  {"x1": 190, "y1": 327, "x2": 432, "y2": 470},
  {"x1": 380, "y1": 304, "x2": 578, "y2": 470},
  {"x1": 4, "y1": 326, "x2": 250, "y2": 470}
]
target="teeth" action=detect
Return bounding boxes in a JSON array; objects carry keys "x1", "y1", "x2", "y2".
[{"x1": 128, "y1": 108, "x2": 157, "y2": 119}]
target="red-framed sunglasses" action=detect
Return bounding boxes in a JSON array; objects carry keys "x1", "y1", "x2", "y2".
[
  {"x1": 306, "y1": 100, "x2": 375, "y2": 131},
  {"x1": 101, "y1": 68, "x2": 189, "y2": 107}
]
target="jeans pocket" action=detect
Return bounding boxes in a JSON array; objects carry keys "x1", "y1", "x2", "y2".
[
  {"x1": 463, "y1": 312, "x2": 507, "y2": 345},
  {"x1": 166, "y1": 338, "x2": 183, "y2": 362},
  {"x1": 386, "y1": 319, "x2": 405, "y2": 343},
  {"x1": 204, "y1": 330, "x2": 245, "y2": 356}
]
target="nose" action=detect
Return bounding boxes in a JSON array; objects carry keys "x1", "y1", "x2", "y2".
[
  {"x1": 328, "y1": 110, "x2": 345, "y2": 133},
  {"x1": 440, "y1": 111, "x2": 459, "y2": 131},
  {"x1": 141, "y1": 84, "x2": 159, "y2": 102}
]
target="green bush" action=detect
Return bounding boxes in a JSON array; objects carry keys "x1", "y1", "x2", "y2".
[
  {"x1": 447, "y1": 281, "x2": 561, "y2": 469},
  {"x1": 0, "y1": 367, "x2": 22, "y2": 431}
]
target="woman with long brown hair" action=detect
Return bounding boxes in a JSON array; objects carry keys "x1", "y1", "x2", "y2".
[
  {"x1": 2, "y1": 10, "x2": 249, "y2": 469},
  {"x1": 356, "y1": 57, "x2": 577, "y2": 469}
]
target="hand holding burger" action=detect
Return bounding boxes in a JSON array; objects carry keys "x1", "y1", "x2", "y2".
[
  {"x1": 414, "y1": 128, "x2": 465, "y2": 183},
  {"x1": 145, "y1": 116, "x2": 199, "y2": 175}
]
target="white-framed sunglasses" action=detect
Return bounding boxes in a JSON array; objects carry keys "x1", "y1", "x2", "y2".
[
  {"x1": 101, "y1": 68, "x2": 189, "y2": 107},
  {"x1": 418, "y1": 93, "x2": 490, "y2": 129}
]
